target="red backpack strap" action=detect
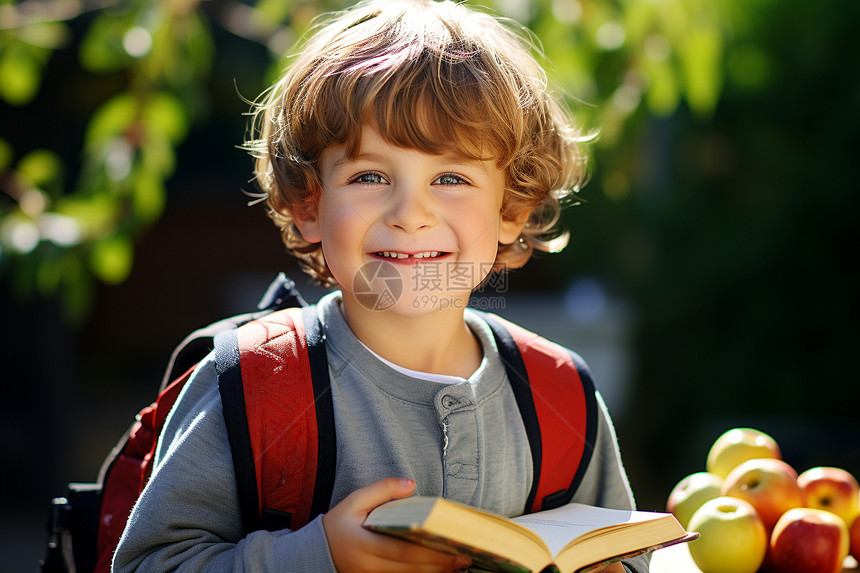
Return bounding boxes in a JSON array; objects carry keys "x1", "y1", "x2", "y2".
[
  {"x1": 215, "y1": 305, "x2": 335, "y2": 533},
  {"x1": 482, "y1": 313, "x2": 599, "y2": 514}
]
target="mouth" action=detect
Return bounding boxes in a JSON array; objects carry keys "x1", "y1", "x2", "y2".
[{"x1": 371, "y1": 251, "x2": 451, "y2": 262}]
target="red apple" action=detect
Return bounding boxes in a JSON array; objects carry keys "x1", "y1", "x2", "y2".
[
  {"x1": 721, "y1": 458, "x2": 803, "y2": 531},
  {"x1": 850, "y1": 508, "x2": 860, "y2": 559},
  {"x1": 706, "y1": 427, "x2": 781, "y2": 478},
  {"x1": 666, "y1": 472, "x2": 723, "y2": 529},
  {"x1": 769, "y1": 507, "x2": 849, "y2": 573},
  {"x1": 848, "y1": 508, "x2": 860, "y2": 561},
  {"x1": 798, "y1": 466, "x2": 860, "y2": 528}
]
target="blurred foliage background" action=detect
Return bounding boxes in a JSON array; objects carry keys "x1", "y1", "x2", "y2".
[{"x1": 1, "y1": 0, "x2": 858, "y2": 564}]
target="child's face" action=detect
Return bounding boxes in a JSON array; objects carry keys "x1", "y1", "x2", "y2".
[{"x1": 296, "y1": 124, "x2": 526, "y2": 316}]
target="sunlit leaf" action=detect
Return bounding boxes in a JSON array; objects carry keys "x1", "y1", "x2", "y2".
[
  {"x1": 644, "y1": 59, "x2": 680, "y2": 116},
  {"x1": 140, "y1": 133, "x2": 176, "y2": 177},
  {"x1": 55, "y1": 194, "x2": 117, "y2": 236},
  {"x1": 132, "y1": 169, "x2": 166, "y2": 224},
  {"x1": 79, "y1": 13, "x2": 131, "y2": 72},
  {"x1": 85, "y1": 93, "x2": 138, "y2": 147},
  {"x1": 679, "y1": 25, "x2": 723, "y2": 117},
  {"x1": 143, "y1": 93, "x2": 188, "y2": 144},
  {"x1": 0, "y1": 44, "x2": 41, "y2": 105},
  {"x1": 18, "y1": 149, "x2": 62, "y2": 188},
  {"x1": 186, "y1": 11, "x2": 215, "y2": 72},
  {"x1": 16, "y1": 21, "x2": 71, "y2": 50},
  {"x1": 89, "y1": 233, "x2": 133, "y2": 285}
]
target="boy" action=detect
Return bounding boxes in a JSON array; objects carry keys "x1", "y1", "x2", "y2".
[{"x1": 114, "y1": 0, "x2": 647, "y2": 571}]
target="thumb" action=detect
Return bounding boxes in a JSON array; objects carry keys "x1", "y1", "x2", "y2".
[{"x1": 344, "y1": 478, "x2": 416, "y2": 516}]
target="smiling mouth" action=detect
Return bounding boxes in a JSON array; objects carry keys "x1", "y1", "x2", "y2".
[{"x1": 373, "y1": 251, "x2": 449, "y2": 260}]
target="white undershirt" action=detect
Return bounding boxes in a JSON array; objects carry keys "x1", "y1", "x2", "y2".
[{"x1": 358, "y1": 340, "x2": 469, "y2": 385}]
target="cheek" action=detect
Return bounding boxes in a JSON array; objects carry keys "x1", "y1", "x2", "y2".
[
  {"x1": 320, "y1": 201, "x2": 364, "y2": 241},
  {"x1": 458, "y1": 206, "x2": 502, "y2": 250}
]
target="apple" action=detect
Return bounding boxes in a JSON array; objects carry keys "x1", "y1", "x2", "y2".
[
  {"x1": 721, "y1": 457, "x2": 803, "y2": 531},
  {"x1": 798, "y1": 466, "x2": 860, "y2": 528},
  {"x1": 850, "y1": 509, "x2": 860, "y2": 559},
  {"x1": 769, "y1": 507, "x2": 849, "y2": 573},
  {"x1": 706, "y1": 427, "x2": 781, "y2": 478},
  {"x1": 666, "y1": 472, "x2": 723, "y2": 529},
  {"x1": 687, "y1": 496, "x2": 768, "y2": 573}
]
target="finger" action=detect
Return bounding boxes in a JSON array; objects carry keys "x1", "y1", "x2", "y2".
[
  {"x1": 352, "y1": 550, "x2": 471, "y2": 573},
  {"x1": 341, "y1": 477, "x2": 416, "y2": 516},
  {"x1": 362, "y1": 531, "x2": 472, "y2": 569}
]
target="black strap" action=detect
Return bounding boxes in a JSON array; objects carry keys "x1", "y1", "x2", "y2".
[
  {"x1": 483, "y1": 313, "x2": 600, "y2": 512},
  {"x1": 302, "y1": 305, "x2": 337, "y2": 521},
  {"x1": 559, "y1": 350, "x2": 599, "y2": 507},
  {"x1": 216, "y1": 304, "x2": 335, "y2": 533},
  {"x1": 482, "y1": 315, "x2": 544, "y2": 514},
  {"x1": 215, "y1": 328, "x2": 261, "y2": 533}
]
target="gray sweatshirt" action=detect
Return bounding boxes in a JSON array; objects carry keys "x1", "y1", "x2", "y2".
[{"x1": 113, "y1": 291, "x2": 648, "y2": 572}]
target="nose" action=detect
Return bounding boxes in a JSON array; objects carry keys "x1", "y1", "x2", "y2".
[{"x1": 384, "y1": 182, "x2": 436, "y2": 233}]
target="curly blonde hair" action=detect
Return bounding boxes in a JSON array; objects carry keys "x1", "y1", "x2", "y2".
[{"x1": 244, "y1": 0, "x2": 588, "y2": 286}]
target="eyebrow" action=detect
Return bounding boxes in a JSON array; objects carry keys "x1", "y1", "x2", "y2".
[
  {"x1": 332, "y1": 152, "x2": 385, "y2": 169},
  {"x1": 333, "y1": 151, "x2": 489, "y2": 174}
]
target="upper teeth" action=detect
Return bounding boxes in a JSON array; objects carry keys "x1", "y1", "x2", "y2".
[{"x1": 377, "y1": 251, "x2": 440, "y2": 259}]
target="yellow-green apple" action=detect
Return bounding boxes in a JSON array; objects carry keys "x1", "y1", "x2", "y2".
[
  {"x1": 798, "y1": 466, "x2": 860, "y2": 528},
  {"x1": 721, "y1": 458, "x2": 803, "y2": 531},
  {"x1": 666, "y1": 472, "x2": 723, "y2": 529},
  {"x1": 706, "y1": 427, "x2": 781, "y2": 478},
  {"x1": 769, "y1": 507, "x2": 849, "y2": 573},
  {"x1": 687, "y1": 496, "x2": 768, "y2": 573}
]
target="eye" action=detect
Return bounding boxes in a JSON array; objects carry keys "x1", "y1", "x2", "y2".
[
  {"x1": 434, "y1": 173, "x2": 470, "y2": 186},
  {"x1": 350, "y1": 171, "x2": 388, "y2": 185}
]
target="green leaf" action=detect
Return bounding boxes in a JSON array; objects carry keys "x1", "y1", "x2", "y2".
[
  {"x1": 56, "y1": 194, "x2": 117, "y2": 236},
  {"x1": 0, "y1": 43, "x2": 41, "y2": 105},
  {"x1": 60, "y1": 254, "x2": 94, "y2": 325},
  {"x1": 18, "y1": 149, "x2": 62, "y2": 188},
  {"x1": 728, "y1": 44, "x2": 771, "y2": 91},
  {"x1": 186, "y1": 12, "x2": 215, "y2": 73},
  {"x1": 89, "y1": 233, "x2": 133, "y2": 285},
  {"x1": 85, "y1": 93, "x2": 138, "y2": 147},
  {"x1": 0, "y1": 138, "x2": 12, "y2": 172},
  {"x1": 36, "y1": 251, "x2": 63, "y2": 296},
  {"x1": 79, "y1": 13, "x2": 131, "y2": 73},
  {"x1": 16, "y1": 21, "x2": 71, "y2": 50},
  {"x1": 140, "y1": 133, "x2": 175, "y2": 177},
  {"x1": 644, "y1": 59, "x2": 680, "y2": 116},
  {"x1": 132, "y1": 169, "x2": 166, "y2": 224},
  {"x1": 143, "y1": 93, "x2": 188, "y2": 144},
  {"x1": 679, "y1": 25, "x2": 723, "y2": 117},
  {"x1": 254, "y1": 0, "x2": 293, "y2": 32}
]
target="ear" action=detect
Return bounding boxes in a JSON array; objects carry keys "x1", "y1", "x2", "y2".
[
  {"x1": 292, "y1": 203, "x2": 322, "y2": 244},
  {"x1": 498, "y1": 208, "x2": 531, "y2": 245}
]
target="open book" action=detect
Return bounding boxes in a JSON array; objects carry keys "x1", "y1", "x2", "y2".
[{"x1": 364, "y1": 497, "x2": 698, "y2": 573}]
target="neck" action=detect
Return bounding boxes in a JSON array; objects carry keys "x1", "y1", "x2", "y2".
[{"x1": 339, "y1": 295, "x2": 482, "y2": 378}]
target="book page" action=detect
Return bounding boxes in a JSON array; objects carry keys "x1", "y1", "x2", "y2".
[{"x1": 511, "y1": 504, "x2": 642, "y2": 557}]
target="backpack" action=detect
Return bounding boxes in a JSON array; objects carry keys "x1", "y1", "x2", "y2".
[
  {"x1": 41, "y1": 274, "x2": 307, "y2": 573},
  {"x1": 215, "y1": 302, "x2": 600, "y2": 532},
  {"x1": 42, "y1": 275, "x2": 599, "y2": 571}
]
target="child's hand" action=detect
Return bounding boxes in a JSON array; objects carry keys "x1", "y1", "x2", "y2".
[{"x1": 322, "y1": 478, "x2": 472, "y2": 573}]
